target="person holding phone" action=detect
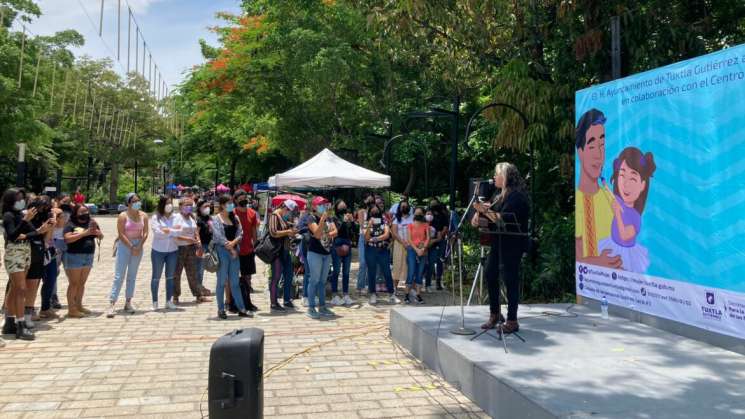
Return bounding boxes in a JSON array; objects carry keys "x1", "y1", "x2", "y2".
[
  {"x1": 107, "y1": 193, "x2": 149, "y2": 317},
  {"x1": 268, "y1": 199, "x2": 298, "y2": 311},
  {"x1": 305, "y1": 196, "x2": 338, "y2": 319},
  {"x1": 364, "y1": 206, "x2": 398, "y2": 305},
  {"x1": 63, "y1": 204, "x2": 103, "y2": 318},
  {"x1": 25, "y1": 195, "x2": 56, "y2": 327}
]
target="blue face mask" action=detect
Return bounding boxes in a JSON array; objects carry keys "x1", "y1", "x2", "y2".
[
  {"x1": 131, "y1": 202, "x2": 142, "y2": 211},
  {"x1": 226, "y1": 203, "x2": 235, "y2": 213},
  {"x1": 282, "y1": 213, "x2": 291, "y2": 221}
]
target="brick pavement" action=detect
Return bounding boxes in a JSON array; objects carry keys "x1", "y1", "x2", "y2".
[{"x1": 0, "y1": 217, "x2": 487, "y2": 418}]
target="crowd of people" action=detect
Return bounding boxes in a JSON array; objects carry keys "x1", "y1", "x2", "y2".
[
  {"x1": 1, "y1": 161, "x2": 530, "y2": 345},
  {"x1": 0, "y1": 186, "x2": 453, "y2": 343}
]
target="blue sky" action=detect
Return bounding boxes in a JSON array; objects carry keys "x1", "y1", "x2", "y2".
[{"x1": 24, "y1": 0, "x2": 242, "y2": 92}]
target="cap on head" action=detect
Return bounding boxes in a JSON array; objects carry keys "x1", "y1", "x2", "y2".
[{"x1": 283, "y1": 199, "x2": 298, "y2": 211}]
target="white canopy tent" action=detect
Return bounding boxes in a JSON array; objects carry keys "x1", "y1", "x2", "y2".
[{"x1": 268, "y1": 148, "x2": 390, "y2": 189}]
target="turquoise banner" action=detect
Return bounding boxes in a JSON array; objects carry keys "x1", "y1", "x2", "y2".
[{"x1": 575, "y1": 44, "x2": 745, "y2": 338}]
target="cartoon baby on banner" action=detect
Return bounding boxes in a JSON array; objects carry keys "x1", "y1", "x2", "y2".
[
  {"x1": 599, "y1": 147, "x2": 656, "y2": 273},
  {"x1": 576, "y1": 108, "x2": 656, "y2": 273}
]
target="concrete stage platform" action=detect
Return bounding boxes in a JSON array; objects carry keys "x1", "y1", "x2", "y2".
[{"x1": 390, "y1": 304, "x2": 745, "y2": 419}]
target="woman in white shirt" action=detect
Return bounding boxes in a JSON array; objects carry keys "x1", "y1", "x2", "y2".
[
  {"x1": 149, "y1": 196, "x2": 181, "y2": 311},
  {"x1": 173, "y1": 197, "x2": 209, "y2": 304}
]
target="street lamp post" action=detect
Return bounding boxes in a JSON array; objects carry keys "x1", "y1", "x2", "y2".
[{"x1": 16, "y1": 142, "x2": 26, "y2": 188}]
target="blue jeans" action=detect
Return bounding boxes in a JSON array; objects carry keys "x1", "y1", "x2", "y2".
[
  {"x1": 406, "y1": 248, "x2": 426, "y2": 286},
  {"x1": 216, "y1": 245, "x2": 245, "y2": 312},
  {"x1": 151, "y1": 249, "x2": 178, "y2": 303},
  {"x1": 307, "y1": 251, "x2": 331, "y2": 309},
  {"x1": 270, "y1": 249, "x2": 294, "y2": 304},
  {"x1": 356, "y1": 234, "x2": 367, "y2": 290},
  {"x1": 301, "y1": 241, "x2": 310, "y2": 298},
  {"x1": 110, "y1": 239, "x2": 143, "y2": 302},
  {"x1": 41, "y1": 258, "x2": 58, "y2": 311},
  {"x1": 331, "y1": 239, "x2": 352, "y2": 294},
  {"x1": 195, "y1": 243, "x2": 209, "y2": 287},
  {"x1": 365, "y1": 246, "x2": 394, "y2": 294}
]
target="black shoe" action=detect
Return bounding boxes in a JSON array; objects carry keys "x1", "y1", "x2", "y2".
[
  {"x1": 217, "y1": 310, "x2": 227, "y2": 320},
  {"x1": 284, "y1": 301, "x2": 295, "y2": 309},
  {"x1": 227, "y1": 304, "x2": 239, "y2": 314},
  {"x1": 2, "y1": 319, "x2": 17, "y2": 335},
  {"x1": 416, "y1": 295, "x2": 425, "y2": 305},
  {"x1": 51, "y1": 296, "x2": 62, "y2": 309},
  {"x1": 246, "y1": 303, "x2": 259, "y2": 312},
  {"x1": 436, "y1": 283, "x2": 444, "y2": 291},
  {"x1": 16, "y1": 321, "x2": 35, "y2": 341},
  {"x1": 271, "y1": 304, "x2": 286, "y2": 312},
  {"x1": 404, "y1": 295, "x2": 411, "y2": 304},
  {"x1": 237, "y1": 310, "x2": 251, "y2": 317}
]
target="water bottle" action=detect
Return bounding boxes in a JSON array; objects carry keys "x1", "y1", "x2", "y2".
[{"x1": 601, "y1": 296, "x2": 609, "y2": 319}]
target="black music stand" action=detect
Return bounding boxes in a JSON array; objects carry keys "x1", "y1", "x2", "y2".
[{"x1": 470, "y1": 212, "x2": 528, "y2": 353}]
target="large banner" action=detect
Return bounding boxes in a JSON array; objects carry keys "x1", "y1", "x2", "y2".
[{"x1": 575, "y1": 44, "x2": 745, "y2": 339}]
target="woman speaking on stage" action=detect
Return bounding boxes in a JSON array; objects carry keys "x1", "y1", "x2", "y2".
[{"x1": 471, "y1": 162, "x2": 530, "y2": 333}]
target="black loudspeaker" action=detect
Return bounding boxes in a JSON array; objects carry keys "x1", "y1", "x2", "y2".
[{"x1": 209, "y1": 328, "x2": 264, "y2": 419}]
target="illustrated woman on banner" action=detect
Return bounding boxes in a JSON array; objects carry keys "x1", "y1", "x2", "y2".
[{"x1": 599, "y1": 147, "x2": 656, "y2": 273}]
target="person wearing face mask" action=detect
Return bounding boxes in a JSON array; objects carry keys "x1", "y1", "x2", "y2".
[
  {"x1": 25, "y1": 196, "x2": 57, "y2": 327},
  {"x1": 173, "y1": 196, "x2": 210, "y2": 306},
  {"x1": 305, "y1": 196, "x2": 338, "y2": 319},
  {"x1": 233, "y1": 190, "x2": 259, "y2": 312},
  {"x1": 210, "y1": 195, "x2": 251, "y2": 319},
  {"x1": 1, "y1": 189, "x2": 44, "y2": 340},
  {"x1": 268, "y1": 200, "x2": 298, "y2": 311},
  {"x1": 149, "y1": 196, "x2": 182, "y2": 311},
  {"x1": 405, "y1": 207, "x2": 429, "y2": 304},
  {"x1": 48, "y1": 194, "x2": 71, "y2": 310},
  {"x1": 391, "y1": 199, "x2": 414, "y2": 289},
  {"x1": 107, "y1": 193, "x2": 149, "y2": 317},
  {"x1": 364, "y1": 206, "x2": 397, "y2": 305},
  {"x1": 39, "y1": 198, "x2": 63, "y2": 319},
  {"x1": 355, "y1": 194, "x2": 374, "y2": 295},
  {"x1": 63, "y1": 204, "x2": 103, "y2": 318},
  {"x1": 330, "y1": 200, "x2": 356, "y2": 306},
  {"x1": 195, "y1": 199, "x2": 214, "y2": 296},
  {"x1": 423, "y1": 208, "x2": 440, "y2": 293}
]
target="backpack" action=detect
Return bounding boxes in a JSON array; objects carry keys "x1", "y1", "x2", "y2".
[{"x1": 255, "y1": 230, "x2": 281, "y2": 263}]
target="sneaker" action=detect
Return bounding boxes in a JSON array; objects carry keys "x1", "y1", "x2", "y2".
[
  {"x1": 369, "y1": 294, "x2": 377, "y2": 305},
  {"x1": 271, "y1": 304, "x2": 286, "y2": 312},
  {"x1": 24, "y1": 315, "x2": 35, "y2": 329},
  {"x1": 124, "y1": 302, "x2": 135, "y2": 314},
  {"x1": 343, "y1": 295, "x2": 354, "y2": 306},
  {"x1": 306, "y1": 307, "x2": 320, "y2": 319},
  {"x1": 319, "y1": 306, "x2": 335, "y2": 318},
  {"x1": 416, "y1": 294, "x2": 425, "y2": 305},
  {"x1": 218, "y1": 310, "x2": 227, "y2": 320},
  {"x1": 330, "y1": 295, "x2": 343, "y2": 306},
  {"x1": 284, "y1": 301, "x2": 296, "y2": 309},
  {"x1": 2, "y1": 319, "x2": 17, "y2": 335},
  {"x1": 15, "y1": 321, "x2": 35, "y2": 341},
  {"x1": 106, "y1": 304, "x2": 116, "y2": 318},
  {"x1": 166, "y1": 301, "x2": 177, "y2": 310},
  {"x1": 437, "y1": 283, "x2": 447, "y2": 291},
  {"x1": 151, "y1": 302, "x2": 159, "y2": 312},
  {"x1": 404, "y1": 294, "x2": 411, "y2": 304},
  {"x1": 246, "y1": 303, "x2": 259, "y2": 313},
  {"x1": 237, "y1": 310, "x2": 253, "y2": 318},
  {"x1": 302, "y1": 297, "x2": 308, "y2": 307},
  {"x1": 358, "y1": 288, "x2": 368, "y2": 297},
  {"x1": 389, "y1": 295, "x2": 400, "y2": 304}
]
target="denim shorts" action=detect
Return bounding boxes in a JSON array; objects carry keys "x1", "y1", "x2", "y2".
[{"x1": 64, "y1": 252, "x2": 94, "y2": 269}]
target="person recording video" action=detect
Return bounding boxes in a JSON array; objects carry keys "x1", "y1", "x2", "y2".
[{"x1": 471, "y1": 162, "x2": 530, "y2": 333}]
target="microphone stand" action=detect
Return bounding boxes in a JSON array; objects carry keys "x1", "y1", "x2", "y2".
[{"x1": 448, "y1": 191, "x2": 480, "y2": 336}]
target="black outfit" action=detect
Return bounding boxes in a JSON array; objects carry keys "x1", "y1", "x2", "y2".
[
  {"x1": 27, "y1": 217, "x2": 47, "y2": 280},
  {"x1": 483, "y1": 190, "x2": 530, "y2": 321},
  {"x1": 224, "y1": 223, "x2": 237, "y2": 241},
  {"x1": 307, "y1": 215, "x2": 332, "y2": 255},
  {"x1": 197, "y1": 215, "x2": 213, "y2": 245},
  {"x1": 63, "y1": 222, "x2": 96, "y2": 254},
  {"x1": 3, "y1": 211, "x2": 36, "y2": 244}
]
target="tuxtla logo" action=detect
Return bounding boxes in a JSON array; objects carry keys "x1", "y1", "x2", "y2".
[{"x1": 701, "y1": 290, "x2": 722, "y2": 321}]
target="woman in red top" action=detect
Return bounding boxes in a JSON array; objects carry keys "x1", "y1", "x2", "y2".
[
  {"x1": 72, "y1": 187, "x2": 85, "y2": 205},
  {"x1": 405, "y1": 207, "x2": 430, "y2": 304}
]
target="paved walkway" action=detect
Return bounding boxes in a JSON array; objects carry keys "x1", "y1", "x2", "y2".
[{"x1": 0, "y1": 217, "x2": 487, "y2": 418}]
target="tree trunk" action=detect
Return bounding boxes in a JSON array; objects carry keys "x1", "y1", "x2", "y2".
[
  {"x1": 109, "y1": 162, "x2": 119, "y2": 205},
  {"x1": 229, "y1": 156, "x2": 238, "y2": 190},
  {"x1": 403, "y1": 165, "x2": 416, "y2": 196}
]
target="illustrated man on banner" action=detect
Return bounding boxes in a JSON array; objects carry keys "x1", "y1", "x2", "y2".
[{"x1": 575, "y1": 109, "x2": 623, "y2": 269}]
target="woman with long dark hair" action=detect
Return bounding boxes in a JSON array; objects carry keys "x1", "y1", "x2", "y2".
[
  {"x1": 471, "y1": 162, "x2": 530, "y2": 333},
  {"x1": 63, "y1": 203, "x2": 103, "y2": 318},
  {"x1": 107, "y1": 193, "x2": 149, "y2": 317},
  {"x1": 268, "y1": 200, "x2": 298, "y2": 311},
  {"x1": 195, "y1": 199, "x2": 213, "y2": 296},
  {"x1": 25, "y1": 195, "x2": 56, "y2": 327},
  {"x1": 150, "y1": 195, "x2": 180, "y2": 311},
  {"x1": 1, "y1": 189, "x2": 44, "y2": 340},
  {"x1": 210, "y1": 194, "x2": 250, "y2": 319}
]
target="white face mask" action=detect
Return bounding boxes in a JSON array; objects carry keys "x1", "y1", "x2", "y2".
[
  {"x1": 13, "y1": 200, "x2": 25, "y2": 211},
  {"x1": 164, "y1": 204, "x2": 173, "y2": 214},
  {"x1": 425, "y1": 214, "x2": 434, "y2": 222},
  {"x1": 371, "y1": 217, "x2": 381, "y2": 225},
  {"x1": 200, "y1": 207, "x2": 211, "y2": 216}
]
